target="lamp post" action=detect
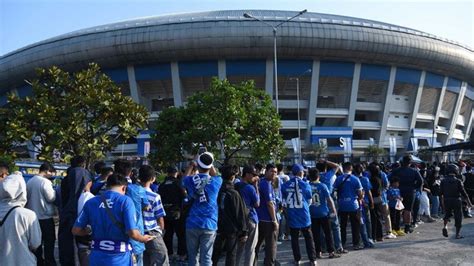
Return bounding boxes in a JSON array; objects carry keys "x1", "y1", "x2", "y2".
[
  {"x1": 290, "y1": 69, "x2": 312, "y2": 163},
  {"x1": 243, "y1": 10, "x2": 307, "y2": 113}
]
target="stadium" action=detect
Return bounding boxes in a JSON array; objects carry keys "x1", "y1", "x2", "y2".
[{"x1": 1, "y1": 10, "x2": 474, "y2": 161}]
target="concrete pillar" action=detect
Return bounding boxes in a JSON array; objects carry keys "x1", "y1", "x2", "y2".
[
  {"x1": 265, "y1": 59, "x2": 274, "y2": 98},
  {"x1": 378, "y1": 66, "x2": 397, "y2": 147},
  {"x1": 305, "y1": 60, "x2": 320, "y2": 146},
  {"x1": 465, "y1": 108, "x2": 474, "y2": 141},
  {"x1": 446, "y1": 82, "x2": 467, "y2": 145},
  {"x1": 409, "y1": 71, "x2": 426, "y2": 130},
  {"x1": 218, "y1": 60, "x2": 226, "y2": 80},
  {"x1": 433, "y1": 77, "x2": 449, "y2": 127},
  {"x1": 347, "y1": 63, "x2": 361, "y2": 126},
  {"x1": 171, "y1": 62, "x2": 183, "y2": 107},
  {"x1": 127, "y1": 65, "x2": 140, "y2": 103}
]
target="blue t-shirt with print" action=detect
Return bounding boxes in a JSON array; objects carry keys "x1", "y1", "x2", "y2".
[
  {"x1": 75, "y1": 191, "x2": 137, "y2": 266},
  {"x1": 359, "y1": 176, "x2": 372, "y2": 204},
  {"x1": 281, "y1": 177, "x2": 312, "y2": 228},
  {"x1": 256, "y1": 178, "x2": 277, "y2": 222},
  {"x1": 237, "y1": 182, "x2": 260, "y2": 224},
  {"x1": 320, "y1": 168, "x2": 337, "y2": 194},
  {"x1": 183, "y1": 173, "x2": 223, "y2": 231},
  {"x1": 309, "y1": 181, "x2": 331, "y2": 219},
  {"x1": 334, "y1": 174, "x2": 363, "y2": 212},
  {"x1": 125, "y1": 183, "x2": 150, "y2": 255},
  {"x1": 381, "y1": 171, "x2": 389, "y2": 204},
  {"x1": 387, "y1": 187, "x2": 401, "y2": 208}
]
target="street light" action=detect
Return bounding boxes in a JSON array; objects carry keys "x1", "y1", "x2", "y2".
[
  {"x1": 290, "y1": 68, "x2": 312, "y2": 163},
  {"x1": 243, "y1": 10, "x2": 308, "y2": 112}
]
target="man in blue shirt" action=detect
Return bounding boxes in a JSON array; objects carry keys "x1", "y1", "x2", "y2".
[
  {"x1": 255, "y1": 164, "x2": 279, "y2": 266},
  {"x1": 334, "y1": 162, "x2": 363, "y2": 249},
  {"x1": 182, "y1": 152, "x2": 222, "y2": 266},
  {"x1": 235, "y1": 165, "x2": 260, "y2": 266},
  {"x1": 316, "y1": 159, "x2": 345, "y2": 253},
  {"x1": 72, "y1": 174, "x2": 153, "y2": 266},
  {"x1": 281, "y1": 164, "x2": 317, "y2": 265},
  {"x1": 308, "y1": 168, "x2": 339, "y2": 259}
]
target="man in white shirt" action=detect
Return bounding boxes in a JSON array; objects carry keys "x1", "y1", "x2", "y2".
[
  {"x1": 1, "y1": 171, "x2": 42, "y2": 266},
  {"x1": 26, "y1": 162, "x2": 57, "y2": 266}
]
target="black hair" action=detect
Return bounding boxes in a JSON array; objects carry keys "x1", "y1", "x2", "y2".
[
  {"x1": 0, "y1": 161, "x2": 9, "y2": 171},
  {"x1": 390, "y1": 176, "x2": 400, "y2": 184},
  {"x1": 114, "y1": 159, "x2": 132, "y2": 176},
  {"x1": 308, "y1": 167, "x2": 320, "y2": 181},
  {"x1": 197, "y1": 153, "x2": 213, "y2": 171},
  {"x1": 255, "y1": 163, "x2": 263, "y2": 171},
  {"x1": 353, "y1": 163, "x2": 364, "y2": 176},
  {"x1": 100, "y1": 167, "x2": 114, "y2": 176},
  {"x1": 94, "y1": 161, "x2": 106, "y2": 175},
  {"x1": 139, "y1": 165, "x2": 156, "y2": 183},
  {"x1": 221, "y1": 165, "x2": 238, "y2": 180},
  {"x1": 342, "y1": 162, "x2": 353, "y2": 172},
  {"x1": 265, "y1": 163, "x2": 276, "y2": 171},
  {"x1": 316, "y1": 162, "x2": 326, "y2": 173},
  {"x1": 70, "y1": 155, "x2": 85, "y2": 168},
  {"x1": 106, "y1": 173, "x2": 128, "y2": 188},
  {"x1": 39, "y1": 162, "x2": 55, "y2": 173},
  {"x1": 276, "y1": 163, "x2": 284, "y2": 172},
  {"x1": 401, "y1": 155, "x2": 412, "y2": 167}
]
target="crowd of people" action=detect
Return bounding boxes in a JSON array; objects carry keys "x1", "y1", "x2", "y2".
[{"x1": 0, "y1": 153, "x2": 473, "y2": 266}]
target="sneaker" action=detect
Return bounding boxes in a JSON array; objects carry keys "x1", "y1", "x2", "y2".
[
  {"x1": 426, "y1": 217, "x2": 436, "y2": 223},
  {"x1": 329, "y1": 252, "x2": 341, "y2": 259},
  {"x1": 396, "y1": 229, "x2": 406, "y2": 236},
  {"x1": 336, "y1": 248, "x2": 349, "y2": 254},
  {"x1": 416, "y1": 220, "x2": 424, "y2": 225},
  {"x1": 384, "y1": 233, "x2": 397, "y2": 239}
]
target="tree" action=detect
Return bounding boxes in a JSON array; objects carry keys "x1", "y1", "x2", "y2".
[
  {"x1": 305, "y1": 143, "x2": 328, "y2": 160},
  {"x1": 365, "y1": 145, "x2": 386, "y2": 162},
  {"x1": 5, "y1": 63, "x2": 148, "y2": 167},
  {"x1": 149, "y1": 78, "x2": 285, "y2": 167}
]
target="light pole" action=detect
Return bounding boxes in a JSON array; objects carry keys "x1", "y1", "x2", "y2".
[
  {"x1": 243, "y1": 10, "x2": 307, "y2": 113},
  {"x1": 290, "y1": 69, "x2": 312, "y2": 163}
]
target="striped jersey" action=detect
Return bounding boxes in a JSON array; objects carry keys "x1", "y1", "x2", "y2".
[{"x1": 143, "y1": 187, "x2": 166, "y2": 233}]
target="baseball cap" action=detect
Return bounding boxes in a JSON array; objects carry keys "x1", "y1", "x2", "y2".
[
  {"x1": 292, "y1": 164, "x2": 305, "y2": 175},
  {"x1": 243, "y1": 165, "x2": 258, "y2": 176},
  {"x1": 197, "y1": 152, "x2": 214, "y2": 169}
]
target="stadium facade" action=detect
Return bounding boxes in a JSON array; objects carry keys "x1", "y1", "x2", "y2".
[{"x1": 1, "y1": 10, "x2": 474, "y2": 161}]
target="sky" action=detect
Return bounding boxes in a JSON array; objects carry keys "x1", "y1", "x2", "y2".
[{"x1": 0, "y1": 0, "x2": 473, "y2": 56}]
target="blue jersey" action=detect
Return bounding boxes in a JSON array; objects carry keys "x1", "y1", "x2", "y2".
[
  {"x1": 237, "y1": 182, "x2": 260, "y2": 224},
  {"x1": 309, "y1": 181, "x2": 331, "y2": 219},
  {"x1": 125, "y1": 183, "x2": 150, "y2": 254},
  {"x1": 334, "y1": 174, "x2": 363, "y2": 212},
  {"x1": 183, "y1": 173, "x2": 222, "y2": 230},
  {"x1": 359, "y1": 176, "x2": 372, "y2": 204},
  {"x1": 91, "y1": 180, "x2": 107, "y2": 195},
  {"x1": 143, "y1": 188, "x2": 166, "y2": 233},
  {"x1": 381, "y1": 172, "x2": 389, "y2": 204},
  {"x1": 320, "y1": 168, "x2": 337, "y2": 194},
  {"x1": 281, "y1": 177, "x2": 312, "y2": 228},
  {"x1": 387, "y1": 187, "x2": 401, "y2": 208},
  {"x1": 75, "y1": 191, "x2": 137, "y2": 266},
  {"x1": 256, "y1": 178, "x2": 277, "y2": 222}
]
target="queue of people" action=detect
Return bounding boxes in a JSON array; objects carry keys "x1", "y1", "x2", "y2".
[{"x1": 0, "y1": 153, "x2": 473, "y2": 266}]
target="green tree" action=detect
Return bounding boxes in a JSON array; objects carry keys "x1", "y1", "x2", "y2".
[
  {"x1": 149, "y1": 78, "x2": 285, "y2": 167},
  {"x1": 365, "y1": 145, "x2": 386, "y2": 162},
  {"x1": 5, "y1": 63, "x2": 148, "y2": 167}
]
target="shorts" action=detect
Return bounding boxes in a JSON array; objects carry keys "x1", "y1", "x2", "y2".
[{"x1": 400, "y1": 192, "x2": 415, "y2": 212}]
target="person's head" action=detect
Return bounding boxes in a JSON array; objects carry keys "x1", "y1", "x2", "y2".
[
  {"x1": 39, "y1": 162, "x2": 56, "y2": 179},
  {"x1": 353, "y1": 163, "x2": 364, "y2": 176},
  {"x1": 196, "y1": 152, "x2": 214, "y2": 173},
  {"x1": 0, "y1": 161, "x2": 10, "y2": 180},
  {"x1": 93, "y1": 161, "x2": 106, "y2": 175},
  {"x1": 242, "y1": 165, "x2": 258, "y2": 183},
  {"x1": 368, "y1": 163, "x2": 381, "y2": 178},
  {"x1": 100, "y1": 167, "x2": 114, "y2": 179},
  {"x1": 292, "y1": 164, "x2": 305, "y2": 178},
  {"x1": 446, "y1": 164, "x2": 460, "y2": 176},
  {"x1": 276, "y1": 163, "x2": 284, "y2": 173},
  {"x1": 316, "y1": 162, "x2": 327, "y2": 173},
  {"x1": 70, "y1": 155, "x2": 85, "y2": 168},
  {"x1": 308, "y1": 167, "x2": 320, "y2": 182},
  {"x1": 265, "y1": 163, "x2": 277, "y2": 181},
  {"x1": 342, "y1": 162, "x2": 353, "y2": 174},
  {"x1": 139, "y1": 165, "x2": 156, "y2": 184},
  {"x1": 221, "y1": 165, "x2": 238, "y2": 182},
  {"x1": 390, "y1": 176, "x2": 400, "y2": 188},
  {"x1": 106, "y1": 173, "x2": 128, "y2": 194},
  {"x1": 0, "y1": 172, "x2": 27, "y2": 207},
  {"x1": 166, "y1": 166, "x2": 178, "y2": 178},
  {"x1": 255, "y1": 163, "x2": 263, "y2": 175},
  {"x1": 401, "y1": 155, "x2": 412, "y2": 167},
  {"x1": 114, "y1": 159, "x2": 133, "y2": 177}
]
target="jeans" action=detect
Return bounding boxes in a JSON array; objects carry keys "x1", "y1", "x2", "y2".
[
  {"x1": 362, "y1": 206, "x2": 372, "y2": 240},
  {"x1": 430, "y1": 195, "x2": 440, "y2": 217},
  {"x1": 212, "y1": 232, "x2": 239, "y2": 266},
  {"x1": 255, "y1": 221, "x2": 278, "y2": 266},
  {"x1": 35, "y1": 218, "x2": 57, "y2": 266},
  {"x1": 290, "y1": 227, "x2": 316, "y2": 262},
  {"x1": 134, "y1": 253, "x2": 143, "y2": 266},
  {"x1": 236, "y1": 221, "x2": 258, "y2": 266},
  {"x1": 329, "y1": 214, "x2": 342, "y2": 250},
  {"x1": 144, "y1": 230, "x2": 169, "y2": 266},
  {"x1": 186, "y1": 229, "x2": 217, "y2": 266},
  {"x1": 359, "y1": 207, "x2": 373, "y2": 247}
]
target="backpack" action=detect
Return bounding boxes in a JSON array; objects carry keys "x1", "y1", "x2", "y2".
[{"x1": 234, "y1": 182, "x2": 251, "y2": 220}]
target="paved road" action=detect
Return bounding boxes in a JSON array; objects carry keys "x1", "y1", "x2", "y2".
[{"x1": 261, "y1": 218, "x2": 474, "y2": 266}]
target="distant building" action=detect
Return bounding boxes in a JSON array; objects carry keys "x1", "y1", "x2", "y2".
[{"x1": 1, "y1": 10, "x2": 473, "y2": 161}]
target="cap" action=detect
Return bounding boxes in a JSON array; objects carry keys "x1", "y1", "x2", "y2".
[
  {"x1": 243, "y1": 165, "x2": 258, "y2": 176},
  {"x1": 197, "y1": 152, "x2": 214, "y2": 169},
  {"x1": 292, "y1": 164, "x2": 305, "y2": 175}
]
